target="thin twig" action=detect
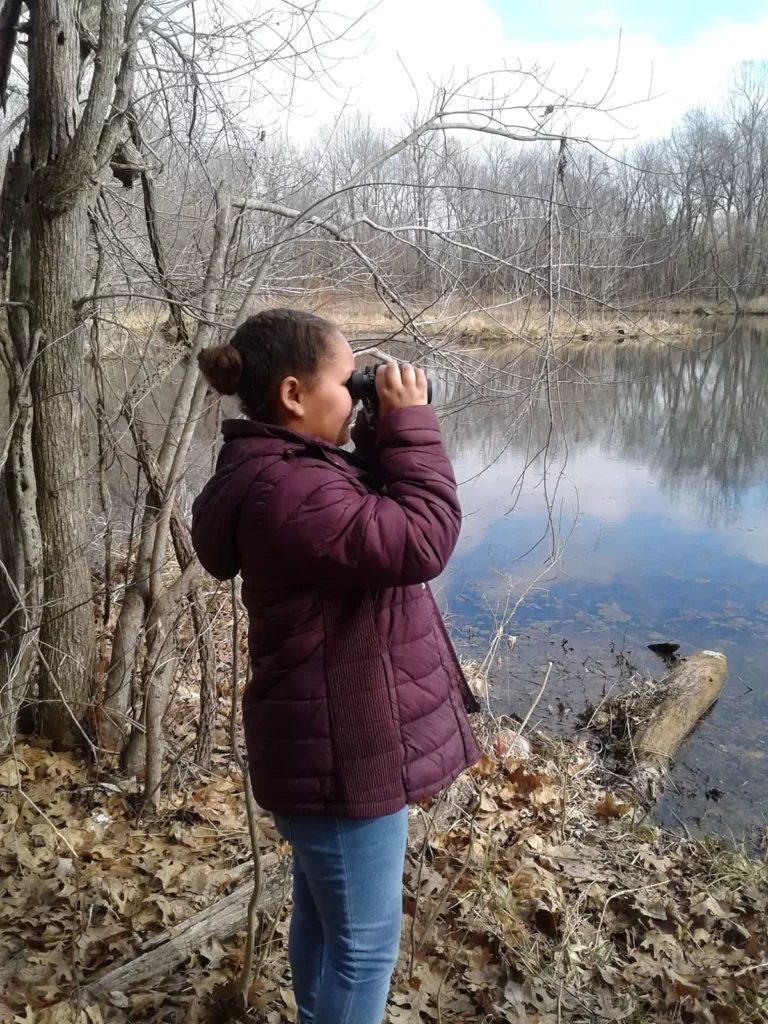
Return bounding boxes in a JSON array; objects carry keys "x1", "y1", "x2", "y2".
[
  {"x1": 256, "y1": 857, "x2": 292, "y2": 976},
  {"x1": 408, "y1": 791, "x2": 448, "y2": 977},
  {"x1": 230, "y1": 579, "x2": 262, "y2": 1009},
  {"x1": 417, "y1": 799, "x2": 480, "y2": 955},
  {"x1": 517, "y1": 661, "x2": 554, "y2": 738}
]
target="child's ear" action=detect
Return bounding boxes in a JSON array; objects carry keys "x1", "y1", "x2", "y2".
[{"x1": 277, "y1": 376, "x2": 304, "y2": 419}]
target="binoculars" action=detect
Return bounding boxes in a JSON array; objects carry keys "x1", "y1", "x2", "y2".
[{"x1": 346, "y1": 363, "x2": 433, "y2": 419}]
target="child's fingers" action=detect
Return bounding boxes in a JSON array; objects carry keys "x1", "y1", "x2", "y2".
[
  {"x1": 377, "y1": 361, "x2": 401, "y2": 394},
  {"x1": 376, "y1": 360, "x2": 427, "y2": 413},
  {"x1": 402, "y1": 364, "x2": 427, "y2": 404}
]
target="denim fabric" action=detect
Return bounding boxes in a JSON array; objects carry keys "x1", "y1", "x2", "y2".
[{"x1": 273, "y1": 807, "x2": 408, "y2": 1024}]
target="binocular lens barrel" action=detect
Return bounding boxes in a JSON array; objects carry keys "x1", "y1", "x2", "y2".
[
  {"x1": 346, "y1": 370, "x2": 375, "y2": 402},
  {"x1": 347, "y1": 365, "x2": 433, "y2": 405}
]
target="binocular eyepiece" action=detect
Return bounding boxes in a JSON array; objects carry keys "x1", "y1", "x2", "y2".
[{"x1": 346, "y1": 363, "x2": 433, "y2": 417}]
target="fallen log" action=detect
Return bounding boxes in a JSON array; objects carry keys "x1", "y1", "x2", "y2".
[
  {"x1": 86, "y1": 851, "x2": 284, "y2": 999},
  {"x1": 631, "y1": 650, "x2": 726, "y2": 799}
]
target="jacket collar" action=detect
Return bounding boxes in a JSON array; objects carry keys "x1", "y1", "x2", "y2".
[{"x1": 221, "y1": 417, "x2": 343, "y2": 455}]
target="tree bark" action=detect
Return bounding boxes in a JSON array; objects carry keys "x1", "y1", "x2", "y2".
[
  {"x1": 192, "y1": 592, "x2": 217, "y2": 768},
  {"x1": 631, "y1": 650, "x2": 727, "y2": 797},
  {"x1": 29, "y1": 195, "x2": 96, "y2": 746},
  {"x1": 102, "y1": 583, "x2": 146, "y2": 756},
  {"x1": 0, "y1": 133, "x2": 41, "y2": 752},
  {"x1": 0, "y1": 391, "x2": 41, "y2": 751},
  {"x1": 142, "y1": 598, "x2": 177, "y2": 806},
  {"x1": 26, "y1": 0, "x2": 125, "y2": 747}
]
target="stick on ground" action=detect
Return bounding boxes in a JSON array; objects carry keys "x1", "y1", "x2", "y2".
[
  {"x1": 86, "y1": 854, "x2": 282, "y2": 999},
  {"x1": 631, "y1": 650, "x2": 727, "y2": 798}
]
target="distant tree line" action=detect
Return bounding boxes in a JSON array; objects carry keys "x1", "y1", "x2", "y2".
[{"x1": 185, "y1": 60, "x2": 768, "y2": 311}]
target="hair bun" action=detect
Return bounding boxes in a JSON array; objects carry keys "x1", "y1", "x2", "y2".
[{"x1": 197, "y1": 344, "x2": 243, "y2": 395}]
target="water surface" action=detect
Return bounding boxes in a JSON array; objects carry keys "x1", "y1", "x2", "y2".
[{"x1": 433, "y1": 325, "x2": 768, "y2": 841}]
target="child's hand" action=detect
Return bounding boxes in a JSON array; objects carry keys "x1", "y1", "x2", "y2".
[{"x1": 376, "y1": 361, "x2": 428, "y2": 416}]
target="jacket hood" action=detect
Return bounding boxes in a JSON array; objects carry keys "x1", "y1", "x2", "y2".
[{"x1": 191, "y1": 419, "x2": 344, "y2": 581}]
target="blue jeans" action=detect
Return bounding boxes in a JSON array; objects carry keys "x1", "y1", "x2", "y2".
[{"x1": 273, "y1": 807, "x2": 408, "y2": 1024}]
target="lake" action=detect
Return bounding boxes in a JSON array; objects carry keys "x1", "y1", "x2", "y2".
[{"x1": 426, "y1": 324, "x2": 768, "y2": 843}]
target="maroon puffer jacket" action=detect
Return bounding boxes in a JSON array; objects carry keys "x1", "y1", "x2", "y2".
[{"x1": 191, "y1": 405, "x2": 480, "y2": 818}]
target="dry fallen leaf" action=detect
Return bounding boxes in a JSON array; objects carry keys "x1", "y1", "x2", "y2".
[
  {"x1": 280, "y1": 987, "x2": 297, "y2": 1021},
  {"x1": 593, "y1": 793, "x2": 630, "y2": 818},
  {"x1": 0, "y1": 759, "x2": 20, "y2": 788},
  {"x1": 388, "y1": 1007, "x2": 421, "y2": 1023},
  {"x1": 471, "y1": 753, "x2": 496, "y2": 778},
  {"x1": 478, "y1": 789, "x2": 498, "y2": 813},
  {"x1": 690, "y1": 893, "x2": 729, "y2": 920},
  {"x1": 532, "y1": 904, "x2": 562, "y2": 939},
  {"x1": 53, "y1": 857, "x2": 74, "y2": 880},
  {"x1": 712, "y1": 1003, "x2": 740, "y2": 1023},
  {"x1": 508, "y1": 766, "x2": 546, "y2": 794}
]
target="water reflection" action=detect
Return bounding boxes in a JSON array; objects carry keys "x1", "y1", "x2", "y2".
[
  {"x1": 437, "y1": 325, "x2": 768, "y2": 523},
  {"x1": 431, "y1": 326, "x2": 768, "y2": 839}
]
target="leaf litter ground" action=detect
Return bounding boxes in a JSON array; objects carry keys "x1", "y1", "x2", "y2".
[{"x1": 1, "y1": 711, "x2": 766, "y2": 1024}]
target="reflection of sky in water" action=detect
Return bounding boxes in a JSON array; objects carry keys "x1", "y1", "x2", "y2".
[{"x1": 435, "y1": 334, "x2": 768, "y2": 839}]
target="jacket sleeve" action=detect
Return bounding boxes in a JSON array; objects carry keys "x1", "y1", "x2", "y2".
[{"x1": 265, "y1": 406, "x2": 461, "y2": 588}]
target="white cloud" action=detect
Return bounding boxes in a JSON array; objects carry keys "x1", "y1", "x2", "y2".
[
  {"x1": 448, "y1": 440, "x2": 653, "y2": 566},
  {"x1": 451, "y1": 432, "x2": 768, "y2": 595},
  {"x1": 281, "y1": 1, "x2": 768, "y2": 145}
]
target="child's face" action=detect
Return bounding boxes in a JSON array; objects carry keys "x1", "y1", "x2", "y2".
[{"x1": 277, "y1": 331, "x2": 357, "y2": 445}]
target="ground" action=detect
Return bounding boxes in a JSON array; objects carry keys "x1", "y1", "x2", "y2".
[{"x1": 1, "y1": 708, "x2": 766, "y2": 1024}]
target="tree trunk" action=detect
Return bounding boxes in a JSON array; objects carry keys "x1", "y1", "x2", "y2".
[
  {"x1": 0, "y1": 464, "x2": 28, "y2": 754},
  {"x1": 0, "y1": 398, "x2": 42, "y2": 752},
  {"x1": 192, "y1": 591, "x2": 217, "y2": 768},
  {"x1": 142, "y1": 600, "x2": 177, "y2": 807},
  {"x1": 0, "y1": 132, "x2": 42, "y2": 752},
  {"x1": 631, "y1": 650, "x2": 727, "y2": 798},
  {"x1": 102, "y1": 583, "x2": 147, "y2": 756},
  {"x1": 24, "y1": 0, "x2": 126, "y2": 748},
  {"x1": 29, "y1": 196, "x2": 96, "y2": 747},
  {"x1": 25, "y1": 0, "x2": 114, "y2": 747}
]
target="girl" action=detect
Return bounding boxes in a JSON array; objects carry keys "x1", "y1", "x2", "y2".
[{"x1": 192, "y1": 308, "x2": 480, "y2": 1024}]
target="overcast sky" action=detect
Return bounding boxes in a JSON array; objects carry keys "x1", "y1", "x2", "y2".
[{"x1": 277, "y1": 0, "x2": 768, "y2": 146}]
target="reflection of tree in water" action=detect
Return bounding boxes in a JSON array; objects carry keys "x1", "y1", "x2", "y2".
[{"x1": 437, "y1": 325, "x2": 768, "y2": 526}]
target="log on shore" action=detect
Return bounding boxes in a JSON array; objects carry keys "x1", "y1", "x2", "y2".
[
  {"x1": 86, "y1": 851, "x2": 284, "y2": 999},
  {"x1": 631, "y1": 650, "x2": 727, "y2": 797}
]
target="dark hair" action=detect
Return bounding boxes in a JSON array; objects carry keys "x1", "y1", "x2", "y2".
[{"x1": 197, "y1": 308, "x2": 338, "y2": 420}]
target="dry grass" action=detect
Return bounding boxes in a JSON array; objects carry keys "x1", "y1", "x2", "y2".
[
  {"x1": 270, "y1": 290, "x2": 703, "y2": 344},
  {"x1": 638, "y1": 295, "x2": 768, "y2": 316},
  {"x1": 93, "y1": 289, "x2": 768, "y2": 353},
  {"x1": 99, "y1": 292, "x2": 707, "y2": 350}
]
